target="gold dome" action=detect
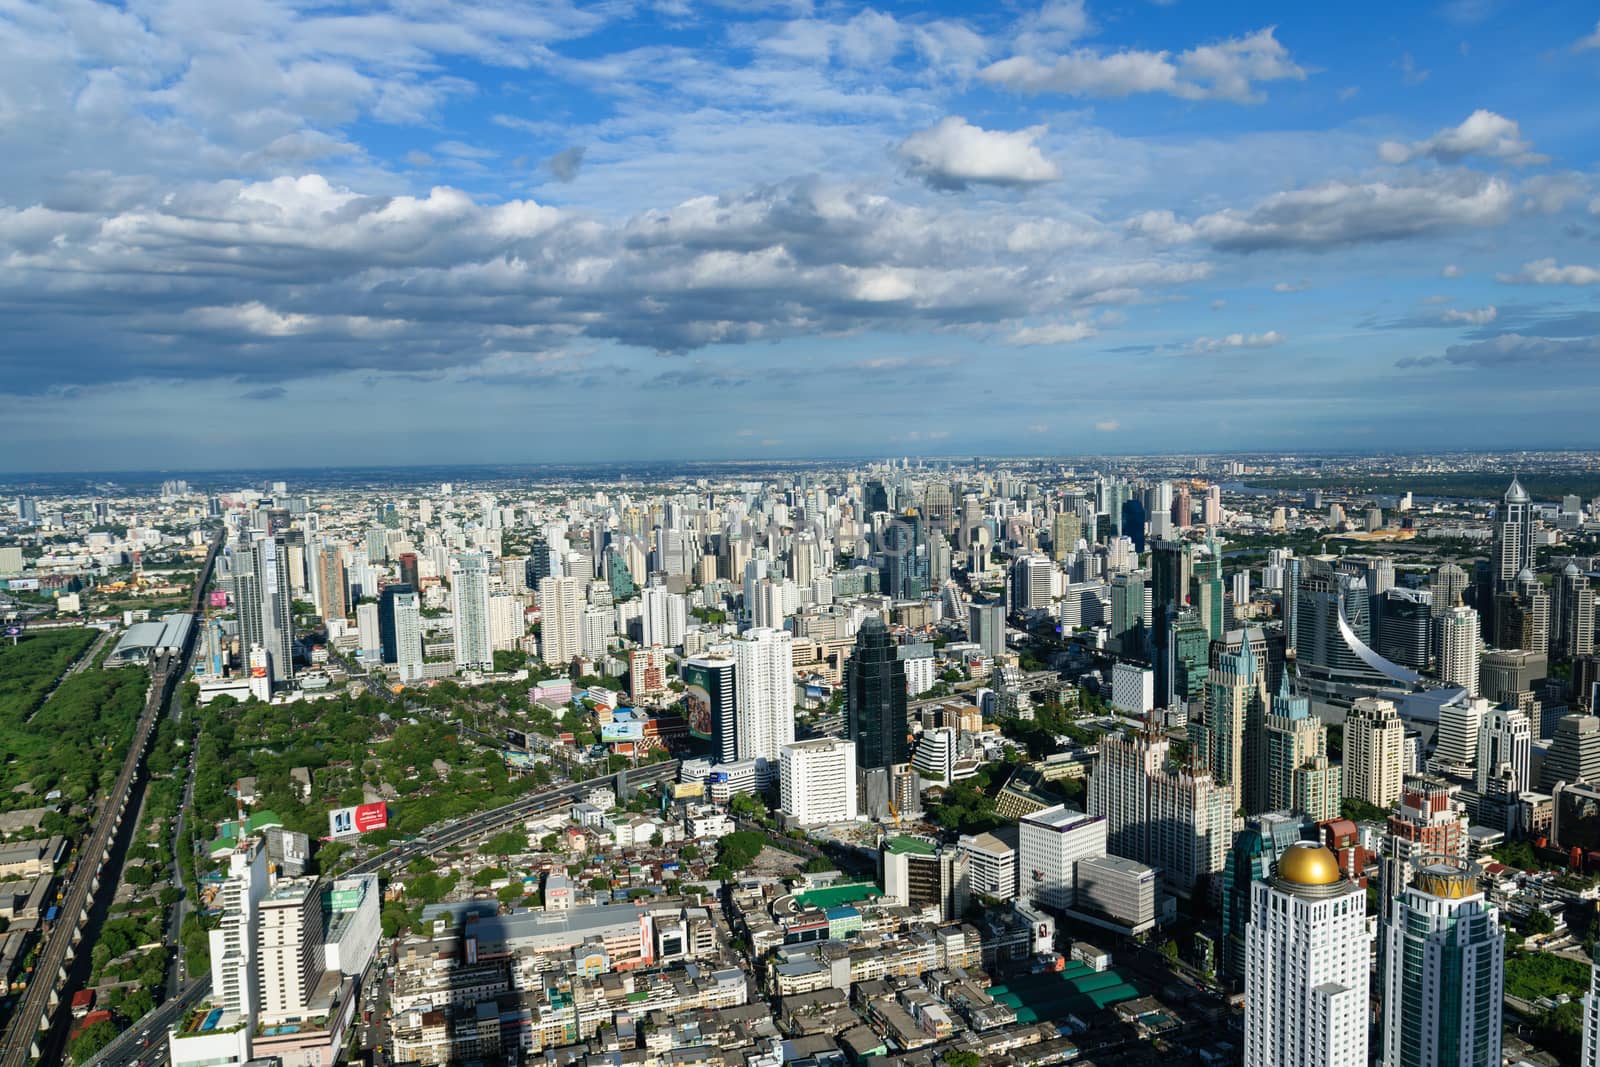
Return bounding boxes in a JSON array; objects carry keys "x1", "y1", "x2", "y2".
[{"x1": 1276, "y1": 842, "x2": 1343, "y2": 886}]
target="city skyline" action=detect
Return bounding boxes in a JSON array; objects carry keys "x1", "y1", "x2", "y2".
[{"x1": 4, "y1": 1, "x2": 1600, "y2": 467}]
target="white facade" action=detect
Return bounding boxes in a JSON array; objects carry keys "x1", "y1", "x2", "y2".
[
  {"x1": 911, "y1": 727, "x2": 957, "y2": 785},
  {"x1": 1584, "y1": 943, "x2": 1600, "y2": 1067},
  {"x1": 538, "y1": 575, "x2": 585, "y2": 666},
  {"x1": 1017, "y1": 805, "x2": 1107, "y2": 911},
  {"x1": 1110, "y1": 663, "x2": 1155, "y2": 715},
  {"x1": 450, "y1": 552, "x2": 494, "y2": 671},
  {"x1": 1438, "y1": 605, "x2": 1480, "y2": 695},
  {"x1": 322, "y1": 874, "x2": 381, "y2": 977},
  {"x1": 257, "y1": 878, "x2": 323, "y2": 1023},
  {"x1": 903, "y1": 655, "x2": 936, "y2": 697},
  {"x1": 733, "y1": 627, "x2": 794, "y2": 780},
  {"x1": 391, "y1": 589, "x2": 424, "y2": 683},
  {"x1": 1476, "y1": 705, "x2": 1531, "y2": 794},
  {"x1": 355, "y1": 601, "x2": 380, "y2": 656},
  {"x1": 779, "y1": 738, "x2": 858, "y2": 825},
  {"x1": 642, "y1": 585, "x2": 687, "y2": 650},
  {"x1": 488, "y1": 593, "x2": 526, "y2": 651},
  {"x1": 1244, "y1": 845, "x2": 1368, "y2": 1067},
  {"x1": 209, "y1": 840, "x2": 269, "y2": 1018},
  {"x1": 957, "y1": 832, "x2": 1017, "y2": 901}
]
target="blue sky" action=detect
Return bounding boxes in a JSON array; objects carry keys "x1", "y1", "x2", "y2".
[{"x1": 3, "y1": 0, "x2": 1599, "y2": 470}]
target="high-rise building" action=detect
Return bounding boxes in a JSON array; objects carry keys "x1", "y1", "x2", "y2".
[
  {"x1": 1492, "y1": 478, "x2": 1534, "y2": 597},
  {"x1": 1086, "y1": 729, "x2": 1232, "y2": 896},
  {"x1": 881, "y1": 837, "x2": 969, "y2": 922},
  {"x1": 210, "y1": 839, "x2": 269, "y2": 1017},
  {"x1": 642, "y1": 585, "x2": 686, "y2": 649},
  {"x1": 1295, "y1": 560, "x2": 1396, "y2": 702},
  {"x1": 1198, "y1": 634, "x2": 1268, "y2": 812},
  {"x1": 537, "y1": 575, "x2": 584, "y2": 667},
  {"x1": 237, "y1": 534, "x2": 295, "y2": 684},
  {"x1": 1540, "y1": 714, "x2": 1600, "y2": 792},
  {"x1": 1379, "y1": 859, "x2": 1503, "y2": 1067},
  {"x1": 880, "y1": 512, "x2": 926, "y2": 601},
  {"x1": 969, "y1": 600, "x2": 1006, "y2": 660},
  {"x1": 449, "y1": 553, "x2": 494, "y2": 672},
  {"x1": 1051, "y1": 510, "x2": 1082, "y2": 563},
  {"x1": 1220, "y1": 812, "x2": 1317, "y2": 983},
  {"x1": 780, "y1": 738, "x2": 858, "y2": 826},
  {"x1": 847, "y1": 616, "x2": 909, "y2": 771},
  {"x1": 956, "y1": 832, "x2": 1017, "y2": 902},
  {"x1": 1376, "y1": 587, "x2": 1433, "y2": 670},
  {"x1": 1583, "y1": 941, "x2": 1600, "y2": 1067},
  {"x1": 734, "y1": 627, "x2": 794, "y2": 780},
  {"x1": 257, "y1": 877, "x2": 325, "y2": 1023},
  {"x1": 1168, "y1": 609, "x2": 1212, "y2": 709},
  {"x1": 683, "y1": 654, "x2": 738, "y2": 764},
  {"x1": 1557, "y1": 564, "x2": 1597, "y2": 660},
  {"x1": 397, "y1": 551, "x2": 420, "y2": 592},
  {"x1": 629, "y1": 645, "x2": 668, "y2": 702},
  {"x1": 1109, "y1": 572, "x2": 1147, "y2": 659},
  {"x1": 1382, "y1": 778, "x2": 1469, "y2": 925},
  {"x1": 1264, "y1": 680, "x2": 1339, "y2": 822},
  {"x1": 388, "y1": 588, "x2": 423, "y2": 683},
  {"x1": 1018, "y1": 805, "x2": 1106, "y2": 912},
  {"x1": 1438, "y1": 605, "x2": 1480, "y2": 694},
  {"x1": 1009, "y1": 554, "x2": 1055, "y2": 611},
  {"x1": 1150, "y1": 538, "x2": 1194, "y2": 702},
  {"x1": 1244, "y1": 842, "x2": 1368, "y2": 1067},
  {"x1": 1476, "y1": 705, "x2": 1531, "y2": 795},
  {"x1": 1431, "y1": 562, "x2": 1468, "y2": 616},
  {"x1": 1344, "y1": 696, "x2": 1406, "y2": 810},
  {"x1": 315, "y1": 543, "x2": 348, "y2": 623}
]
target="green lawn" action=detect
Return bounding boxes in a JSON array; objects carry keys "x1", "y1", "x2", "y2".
[{"x1": 1505, "y1": 951, "x2": 1590, "y2": 1002}]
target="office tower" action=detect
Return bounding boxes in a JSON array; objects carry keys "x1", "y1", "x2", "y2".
[
  {"x1": 1172, "y1": 485, "x2": 1192, "y2": 528},
  {"x1": 1087, "y1": 729, "x2": 1232, "y2": 895},
  {"x1": 881, "y1": 837, "x2": 969, "y2": 921},
  {"x1": 1009, "y1": 554, "x2": 1054, "y2": 611},
  {"x1": 449, "y1": 553, "x2": 494, "y2": 672},
  {"x1": 969, "y1": 600, "x2": 1006, "y2": 660},
  {"x1": 880, "y1": 512, "x2": 925, "y2": 600},
  {"x1": 780, "y1": 738, "x2": 858, "y2": 825},
  {"x1": 1344, "y1": 696, "x2": 1406, "y2": 809},
  {"x1": 1430, "y1": 695, "x2": 1486, "y2": 778},
  {"x1": 733, "y1": 627, "x2": 794, "y2": 779},
  {"x1": 387, "y1": 588, "x2": 423, "y2": 682},
  {"x1": 1438, "y1": 606, "x2": 1480, "y2": 694},
  {"x1": 1382, "y1": 778, "x2": 1469, "y2": 925},
  {"x1": 642, "y1": 584, "x2": 686, "y2": 649},
  {"x1": 1557, "y1": 564, "x2": 1597, "y2": 660},
  {"x1": 926, "y1": 532, "x2": 952, "y2": 585},
  {"x1": 1050, "y1": 510, "x2": 1082, "y2": 563},
  {"x1": 1294, "y1": 560, "x2": 1394, "y2": 701},
  {"x1": 922, "y1": 480, "x2": 954, "y2": 531},
  {"x1": 847, "y1": 615, "x2": 909, "y2": 770},
  {"x1": 603, "y1": 545, "x2": 636, "y2": 602},
  {"x1": 1243, "y1": 842, "x2": 1368, "y2": 1067},
  {"x1": 1376, "y1": 587, "x2": 1433, "y2": 670},
  {"x1": 1191, "y1": 542, "x2": 1226, "y2": 639},
  {"x1": 1364, "y1": 557, "x2": 1395, "y2": 596},
  {"x1": 315, "y1": 543, "x2": 348, "y2": 623},
  {"x1": 863, "y1": 479, "x2": 889, "y2": 514},
  {"x1": 1018, "y1": 805, "x2": 1107, "y2": 911},
  {"x1": 537, "y1": 576, "x2": 584, "y2": 667},
  {"x1": 957, "y1": 832, "x2": 1018, "y2": 901},
  {"x1": 1492, "y1": 477, "x2": 1534, "y2": 595},
  {"x1": 1540, "y1": 714, "x2": 1600, "y2": 791},
  {"x1": 257, "y1": 878, "x2": 325, "y2": 1023},
  {"x1": 528, "y1": 538, "x2": 556, "y2": 583},
  {"x1": 1431, "y1": 562, "x2": 1467, "y2": 616},
  {"x1": 1476, "y1": 705, "x2": 1531, "y2": 795},
  {"x1": 397, "y1": 551, "x2": 420, "y2": 592},
  {"x1": 238, "y1": 534, "x2": 295, "y2": 684},
  {"x1": 1379, "y1": 859, "x2": 1503, "y2": 1067},
  {"x1": 355, "y1": 601, "x2": 380, "y2": 656},
  {"x1": 1109, "y1": 572, "x2": 1147, "y2": 659},
  {"x1": 1220, "y1": 813, "x2": 1317, "y2": 983},
  {"x1": 1203, "y1": 484, "x2": 1221, "y2": 526},
  {"x1": 1120, "y1": 499, "x2": 1146, "y2": 553},
  {"x1": 1198, "y1": 635, "x2": 1268, "y2": 812},
  {"x1": 683, "y1": 654, "x2": 737, "y2": 762},
  {"x1": 13, "y1": 496, "x2": 38, "y2": 525},
  {"x1": 1264, "y1": 679, "x2": 1339, "y2": 821},
  {"x1": 210, "y1": 840, "x2": 270, "y2": 1017},
  {"x1": 1150, "y1": 538, "x2": 1193, "y2": 702}
]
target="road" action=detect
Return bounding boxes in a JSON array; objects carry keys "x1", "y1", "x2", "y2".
[
  {"x1": 84, "y1": 978, "x2": 210, "y2": 1067},
  {"x1": 0, "y1": 534, "x2": 219, "y2": 1067}
]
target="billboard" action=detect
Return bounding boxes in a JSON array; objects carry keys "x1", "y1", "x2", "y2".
[
  {"x1": 506, "y1": 728, "x2": 529, "y2": 751},
  {"x1": 209, "y1": 590, "x2": 228, "y2": 608},
  {"x1": 330, "y1": 879, "x2": 366, "y2": 911},
  {"x1": 328, "y1": 801, "x2": 389, "y2": 838},
  {"x1": 600, "y1": 720, "x2": 644, "y2": 743},
  {"x1": 681, "y1": 662, "x2": 714, "y2": 740}
]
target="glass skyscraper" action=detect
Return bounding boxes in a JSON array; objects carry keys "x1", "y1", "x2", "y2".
[{"x1": 847, "y1": 615, "x2": 909, "y2": 770}]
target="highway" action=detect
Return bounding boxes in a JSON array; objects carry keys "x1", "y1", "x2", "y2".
[
  {"x1": 84, "y1": 978, "x2": 210, "y2": 1067},
  {"x1": 0, "y1": 533, "x2": 220, "y2": 1067}
]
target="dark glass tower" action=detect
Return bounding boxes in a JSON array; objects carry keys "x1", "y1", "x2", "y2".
[
  {"x1": 378, "y1": 583, "x2": 414, "y2": 664},
  {"x1": 847, "y1": 615, "x2": 909, "y2": 770}
]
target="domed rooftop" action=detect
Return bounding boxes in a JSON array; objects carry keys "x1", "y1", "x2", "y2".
[
  {"x1": 1518, "y1": 568, "x2": 1536, "y2": 583},
  {"x1": 1505, "y1": 477, "x2": 1530, "y2": 504},
  {"x1": 1567, "y1": 563, "x2": 1582, "y2": 577},
  {"x1": 1276, "y1": 842, "x2": 1343, "y2": 887}
]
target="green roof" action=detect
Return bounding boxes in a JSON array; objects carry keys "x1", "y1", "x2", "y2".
[
  {"x1": 245, "y1": 810, "x2": 283, "y2": 833},
  {"x1": 793, "y1": 882, "x2": 882, "y2": 909},
  {"x1": 885, "y1": 836, "x2": 937, "y2": 856}
]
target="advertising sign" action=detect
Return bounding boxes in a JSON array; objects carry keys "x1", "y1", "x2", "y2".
[
  {"x1": 600, "y1": 720, "x2": 644, "y2": 743},
  {"x1": 209, "y1": 590, "x2": 228, "y2": 608},
  {"x1": 506, "y1": 728, "x2": 529, "y2": 751},
  {"x1": 681, "y1": 662, "x2": 713, "y2": 740},
  {"x1": 328, "y1": 801, "x2": 389, "y2": 838}
]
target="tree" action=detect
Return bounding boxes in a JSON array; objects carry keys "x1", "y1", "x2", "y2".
[
  {"x1": 716, "y1": 831, "x2": 767, "y2": 871},
  {"x1": 540, "y1": 833, "x2": 560, "y2": 852},
  {"x1": 944, "y1": 1053, "x2": 980, "y2": 1067},
  {"x1": 69, "y1": 1020, "x2": 118, "y2": 1063},
  {"x1": 484, "y1": 830, "x2": 529, "y2": 857},
  {"x1": 1525, "y1": 909, "x2": 1557, "y2": 936},
  {"x1": 589, "y1": 875, "x2": 612, "y2": 891}
]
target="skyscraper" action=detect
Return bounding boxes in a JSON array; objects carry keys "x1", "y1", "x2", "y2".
[
  {"x1": 1109, "y1": 572, "x2": 1147, "y2": 659},
  {"x1": 780, "y1": 738, "x2": 858, "y2": 826},
  {"x1": 237, "y1": 534, "x2": 295, "y2": 684},
  {"x1": 1438, "y1": 605, "x2": 1481, "y2": 695},
  {"x1": 1540, "y1": 714, "x2": 1600, "y2": 792},
  {"x1": 1431, "y1": 561, "x2": 1467, "y2": 616},
  {"x1": 1220, "y1": 812, "x2": 1317, "y2": 983},
  {"x1": 397, "y1": 550, "x2": 420, "y2": 592},
  {"x1": 1086, "y1": 728, "x2": 1232, "y2": 896},
  {"x1": 1492, "y1": 477, "x2": 1534, "y2": 594},
  {"x1": 1264, "y1": 679, "x2": 1339, "y2": 821},
  {"x1": 449, "y1": 553, "x2": 493, "y2": 672},
  {"x1": 537, "y1": 575, "x2": 584, "y2": 667},
  {"x1": 1379, "y1": 859, "x2": 1503, "y2": 1067},
  {"x1": 1382, "y1": 778, "x2": 1469, "y2": 926},
  {"x1": 683, "y1": 653, "x2": 738, "y2": 763},
  {"x1": 1557, "y1": 563, "x2": 1597, "y2": 660},
  {"x1": 847, "y1": 615, "x2": 909, "y2": 771},
  {"x1": 1244, "y1": 842, "x2": 1368, "y2": 1067},
  {"x1": 1584, "y1": 941, "x2": 1600, "y2": 1067},
  {"x1": 1344, "y1": 696, "x2": 1406, "y2": 810},
  {"x1": 315, "y1": 542, "x2": 348, "y2": 623},
  {"x1": 968, "y1": 599, "x2": 1006, "y2": 661},
  {"x1": 388, "y1": 587, "x2": 423, "y2": 683},
  {"x1": 734, "y1": 627, "x2": 794, "y2": 781},
  {"x1": 1150, "y1": 538, "x2": 1193, "y2": 702},
  {"x1": 1199, "y1": 634, "x2": 1268, "y2": 812},
  {"x1": 1476, "y1": 705, "x2": 1531, "y2": 795}
]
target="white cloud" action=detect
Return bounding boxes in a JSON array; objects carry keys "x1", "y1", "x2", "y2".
[
  {"x1": 896, "y1": 117, "x2": 1061, "y2": 190},
  {"x1": 1191, "y1": 330, "x2": 1284, "y2": 352},
  {"x1": 980, "y1": 27, "x2": 1304, "y2": 104},
  {"x1": 1272, "y1": 280, "x2": 1307, "y2": 292},
  {"x1": 1008, "y1": 321, "x2": 1097, "y2": 345},
  {"x1": 1496, "y1": 259, "x2": 1600, "y2": 286},
  {"x1": 1093, "y1": 419, "x2": 1120, "y2": 432},
  {"x1": 1378, "y1": 109, "x2": 1545, "y2": 166},
  {"x1": 1128, "y1": 174, "x2": 1513, "y2": 250},
  {"x1": 1442, "y1": 264, "x2": 1463, "y2": 278},
  {"x1": 1442, "y1": 305, "x2": 1496, "y2": 325},
  {"x1": 1575, "y1": 19, "x2": 1600, "y2": 52}
]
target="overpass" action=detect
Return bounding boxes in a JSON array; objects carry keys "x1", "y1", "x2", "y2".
[{"x1": 0, "y1": 533, "x2": 222, "y2": 1067}]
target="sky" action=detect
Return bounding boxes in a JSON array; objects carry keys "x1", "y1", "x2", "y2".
[{"x1": 3, "y1": 0, "x2": 1600, "y2": 471}]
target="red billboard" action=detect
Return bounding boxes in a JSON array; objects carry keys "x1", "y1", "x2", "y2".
[{"x1": 354, "y1": 801, "x2": 388, "y2": 833}]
